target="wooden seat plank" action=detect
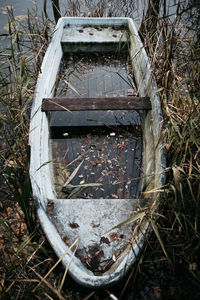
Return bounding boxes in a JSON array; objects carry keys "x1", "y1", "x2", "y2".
[{"x1": 42, "y1": 96, "x2": 151, "y2": 111}]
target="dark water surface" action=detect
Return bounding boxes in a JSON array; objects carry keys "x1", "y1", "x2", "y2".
[
  {"x1": 0, "y1": 0, "x2": 52, "y2": 51},
  {"x1": 50, "y1": 52, "x2": 143, "y2": 199},
  {"x1": 0, "y1": 0, "x2": 143, "y2": 36},
  {"x1": 0, "y1": 0, "x2": 53, "y2": 26}
]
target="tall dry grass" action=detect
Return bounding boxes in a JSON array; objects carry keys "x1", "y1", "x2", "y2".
[{"x1": 0, "y1": 1, "x2": 199, "y2": 299}]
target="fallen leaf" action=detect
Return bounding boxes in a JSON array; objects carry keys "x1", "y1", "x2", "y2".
[
  {"x1": 108, "y1": 232, "x2": 121, "y2": 242},
  {"x1": 69, "y1": 223, "x2": 79, "y2": 229},
  {"x1": 100, "y1": 237, "x2": 110, "y2": 245},
  {"x1": 47, "y1": 201, "x2": 54, "y2": 212},
  {"x1": 90, "y1": 222, "x2": 100, "y2": 228}
]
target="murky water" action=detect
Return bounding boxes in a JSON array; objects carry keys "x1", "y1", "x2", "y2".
[
  {"x1": 0, "y1": 0, "x2": 179, "y2": 52},
  {"x1": 0, "y1": 0, "x2": 53, "y2": 27},
  {"x1": 0, "y1": 0, "x2": 51, "y2": 51},
  {"x1": 0, "y1": 0, "x2": 144, "y2": 37},
  {"x1": 50, "y1": 52, "x2": 142, "y2": 199},
  {"x1": 0, "y1": 0, "x2": 179, "y2": 31}
]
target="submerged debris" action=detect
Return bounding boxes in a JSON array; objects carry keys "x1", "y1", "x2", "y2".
[
  {"x1": 56, "y1": 52, "x2": 136, "y2": 98},
  {"x1": 51, "y1": 126, "x2": 142, "y2": 199},
  {"x1": 50, "y1": 51, "x2": 142, "y2": 199}
]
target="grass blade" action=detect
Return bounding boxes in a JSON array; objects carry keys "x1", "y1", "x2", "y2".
[
  {"x1": 66, "y1": 183, "x2": 102, "y2": 198},
  {"x1": 150, "y1": 219, "x2": 171, "y2": 264},
  {"x1": 63, "y1": 160, "x2": 83, "y2": 187},
  {"x1": 32, "y1": 237, "x2": 80, "y2": 292},
  {"x1": 17, "y1": 232, "x2": 35, "y2": 254},
  {"x1": 59, "y1": 242, "x2": 79, "y2": 293},
  {"x1": 36, "y1": 160, "x2": 53, "y2": 172},
  {"x1": 64, "y1": 79, "x2": 80, "y2": 96},
  {"x1": 105, "y1": 211, "x2": 146, "y2": 234}
]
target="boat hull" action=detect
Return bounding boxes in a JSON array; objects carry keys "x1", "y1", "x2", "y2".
[{"x1": 29, "y1": 17, "x2": 165, "y2": 288}]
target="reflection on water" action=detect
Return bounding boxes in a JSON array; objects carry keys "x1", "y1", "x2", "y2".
[{"x1": 50, "y1": 52, "x2": 142, "y2": 199}]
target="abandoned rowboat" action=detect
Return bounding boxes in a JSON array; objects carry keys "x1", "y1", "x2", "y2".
[{"x1": 29, "y1": 17, "x2": 165, "y2": 288}]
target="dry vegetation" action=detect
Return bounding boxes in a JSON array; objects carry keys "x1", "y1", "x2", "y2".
[{"x1": 0, "y1": 1, "x2": 199, "y2": 299}]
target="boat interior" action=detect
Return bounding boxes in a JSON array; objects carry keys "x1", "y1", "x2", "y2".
[
  {"x1": 50, "y1": 52, "x2": 143, "y2": 200},
  {"x1": 44, "y1": 26, "x2": 149, "y2": 273},
  {"x1": 31, "y1": 19, "x2": 164, "y2": 281}
]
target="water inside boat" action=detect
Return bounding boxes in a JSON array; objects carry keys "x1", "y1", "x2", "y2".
[{"x1": 50, "y1": 52, "x2": 143, "y2": 199}]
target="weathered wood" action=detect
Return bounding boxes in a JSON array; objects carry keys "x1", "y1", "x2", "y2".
[{"x1": 42, "y1": 96, "x2": 151, "y2": 111}]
